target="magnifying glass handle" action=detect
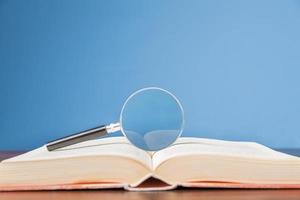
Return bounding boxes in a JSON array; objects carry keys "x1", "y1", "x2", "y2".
[{"x1": 46, "y1": 123, "x2": 120, "y2": 151}]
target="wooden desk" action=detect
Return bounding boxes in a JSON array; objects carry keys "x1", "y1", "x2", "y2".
[{"x1": 1, "y1": 150, "x2": 300, "y2": 200}]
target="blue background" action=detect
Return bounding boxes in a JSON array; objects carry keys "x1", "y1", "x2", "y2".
[{"x1": 1, "y1": 0, "x2": 300, "y2": 150}]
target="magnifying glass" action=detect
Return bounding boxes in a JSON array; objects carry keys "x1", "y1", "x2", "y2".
[{"x1": 46, "y1": 87, "x2": 184, "y2": 151}]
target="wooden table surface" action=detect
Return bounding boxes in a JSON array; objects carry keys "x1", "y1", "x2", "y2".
[{"x1": 1, "y1": 150, "x2": 300, "y2": 200}]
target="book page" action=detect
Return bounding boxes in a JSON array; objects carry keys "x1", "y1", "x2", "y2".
[
  {"x1": 3, "y1": 137, "x2": 152, "y2": 169},
  {"x1": 152, "y1": 137, "x2": 299, "y2": 170}
]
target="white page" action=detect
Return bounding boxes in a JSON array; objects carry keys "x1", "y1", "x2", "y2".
[
  {"x1": 152, "y1": 137, "x2": 300, "y2": 170},
  {"x1": 3, "y1": 137, "x2": 152, "y2": 169}
]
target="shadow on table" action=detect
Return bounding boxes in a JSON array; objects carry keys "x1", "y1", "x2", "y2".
[{"x1": 1, "y1": 188, "x2": 300, "y2": 200}]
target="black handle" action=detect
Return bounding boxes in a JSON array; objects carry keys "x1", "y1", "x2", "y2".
[{"x1": 46, "y1": 125, "x2": 108, "y2": 151}]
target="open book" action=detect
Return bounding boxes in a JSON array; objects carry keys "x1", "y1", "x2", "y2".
[{"x1": 1, "y1": 136, "x2": 300, "y2": 191}]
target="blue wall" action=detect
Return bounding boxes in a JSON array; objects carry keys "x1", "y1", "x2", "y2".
[{"x1": 1, "y1": 0, "x2": 300, "y2": 150}]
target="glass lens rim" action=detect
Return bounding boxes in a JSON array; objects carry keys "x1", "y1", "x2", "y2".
[{"x1": 119, "y1": 87, "x2": 185, "y2": 151}]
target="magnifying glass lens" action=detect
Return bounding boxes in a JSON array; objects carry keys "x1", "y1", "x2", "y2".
[{"x1": 121, "y1": 88, "x2": 184, "y2": 151}]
